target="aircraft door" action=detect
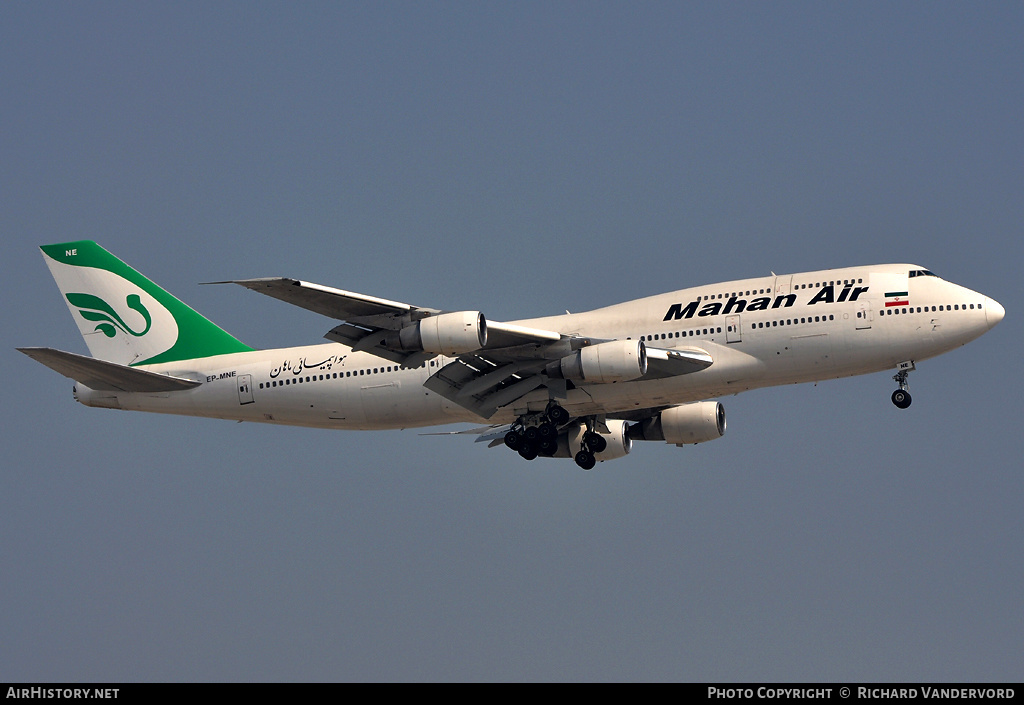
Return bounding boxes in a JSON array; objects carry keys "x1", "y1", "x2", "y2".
[
  {"x1": 237, "y1": 374, "x2": 255, "y2": 405},
  {"x1": 726, "y1": 315, "x2": 742, "y2": 343},
  {"x1": 855, "y1": 302, "x2": 872, "y2": 330},
  {"x1": 360, "y1": 381, "x2": 401, "y2": 426}
]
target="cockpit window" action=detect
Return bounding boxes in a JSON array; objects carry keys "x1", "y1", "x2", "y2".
[{"x1": 909, "y1": 269, "x2": 936, "y2": 278}]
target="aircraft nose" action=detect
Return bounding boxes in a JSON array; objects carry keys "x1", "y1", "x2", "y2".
[{"x1": 985, "y1": 297, "x2": 1005, "y2": 328}]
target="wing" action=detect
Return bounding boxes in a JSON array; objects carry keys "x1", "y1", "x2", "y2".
[
  {"x1": 423, "y1": 344, "x2": 714, "y2": 418},
  {"x1": 216, "y1": 278, "x2": 713, "y2": 418},
  {"x1": 215, "y1": 277, "x2": 560, "y2": 365}
]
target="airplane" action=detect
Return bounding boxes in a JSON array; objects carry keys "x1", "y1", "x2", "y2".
[{"x1": 19, "y1": 241, "x2": 1005, "y2": 470}]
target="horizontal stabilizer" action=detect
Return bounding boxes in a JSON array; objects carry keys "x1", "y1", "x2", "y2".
[
  {"x1": 17, "y1": 347, "x2": 201, "y2": 393},
  {"x1": 419, "y1": 424, "x2": 506, "y2": 440}
]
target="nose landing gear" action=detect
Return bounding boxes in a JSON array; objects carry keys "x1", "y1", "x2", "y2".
[
  {"x1": 891, "y1": 362, "x2": 914, "y2": 409},
  {"x1": 891, "y1": 388, "x2": 912, "y2": 409}
]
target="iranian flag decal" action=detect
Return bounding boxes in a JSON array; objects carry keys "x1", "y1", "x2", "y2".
[{"x1": 885, "y1": 291, "x2": 910, "y2": 307}]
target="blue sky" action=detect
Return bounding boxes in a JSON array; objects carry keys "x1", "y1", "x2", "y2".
[{"x1": 2, "y1": 3, "x2": 1021, "y2": 681}]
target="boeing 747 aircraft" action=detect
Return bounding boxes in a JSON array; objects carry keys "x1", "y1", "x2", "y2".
[{"x1": 20, "y1": 241, "x2": 1004, "y2": 469}]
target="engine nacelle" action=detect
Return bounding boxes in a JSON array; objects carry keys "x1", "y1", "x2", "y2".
[
  {"x1": 384, "y1": 311, "x2": 487, "y2": 356},
  {"x1": 631, "y1": 402, "x2": 726, "y2": 446},
  {"x1": 660, "y1": 402, "x2": 725, "y2": 445},
  {"x1": 547, "y1": 339, "x2": 647, "y2": 383},
  {"x1": 557, "y1": 419, "x2": 632, "y2": 461}
]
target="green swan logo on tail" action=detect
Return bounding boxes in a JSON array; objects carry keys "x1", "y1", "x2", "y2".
[{"x1": 66, "y1": 293, "x2": 152, "y2": 338}]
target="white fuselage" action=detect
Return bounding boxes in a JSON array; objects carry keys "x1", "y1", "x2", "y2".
[{"x1": 73, "y1": 264, "x2": 1002, "y2": 429}]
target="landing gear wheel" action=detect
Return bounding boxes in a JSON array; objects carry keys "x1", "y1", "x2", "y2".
[
  {"x1": 548, "y1": 405, "x2": 570, "y2": 425},
  {"x1": 583, "y1": 431, "x2": 607, "y2": 454},
  {"x1": 519, "y1": 443, "x2": 539, "y2": 461},
  {"x1": 524, "y1": 426, "x2": 540, "y2": 441},
  {"x1": 538, "y1": 438, "x2": 558, "y2": 456},
  {"x1": 538, "y1": 422, "x2": 556, "y2": 439},
  {"x1": 504, "y1": 430, "x2": 523, "y2": 450},
  {"x1": 891, "y1": 389, "x2": 912, "y2": 409},
  {"x1": 574, "y1": 450, "x2": 596, "y2": 470}
]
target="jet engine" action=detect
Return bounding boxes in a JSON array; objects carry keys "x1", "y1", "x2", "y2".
[
  {"x1": 630, "y1": 402, "x2": 726, "y2": 446},
  {"x1": 546, "y1": 339, "x2": 647, "y2": 384},
  {"x1": 384, "y1": 311, "x2": 487, "y2": 356}
]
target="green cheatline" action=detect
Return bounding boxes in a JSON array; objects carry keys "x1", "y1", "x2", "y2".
[{"x1": 41, "y1": 240, "x2": 253, "y2": 365}]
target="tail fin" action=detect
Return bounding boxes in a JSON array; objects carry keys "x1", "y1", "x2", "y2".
[{"x1": 41, "y1": 241, "x2": 253, "y2": 366}]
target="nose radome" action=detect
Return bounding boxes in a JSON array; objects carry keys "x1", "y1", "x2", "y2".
[{"x1": 985, "y1": 297, "x2": 1005, "y2": 328}]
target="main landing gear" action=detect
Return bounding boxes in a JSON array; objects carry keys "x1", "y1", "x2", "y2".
[
  {"x1": 503, "y1": 403, "x2": 569, "y2": 461},
  {"x1": 573, "y1": 427, "x2": 607, "y2": 471},
  {"x1": 891, "y1": 362, "x2": 914, "y2": 409},
  {"x1": 502, "y1": 404, "x2": 605, "y2": 469}
]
